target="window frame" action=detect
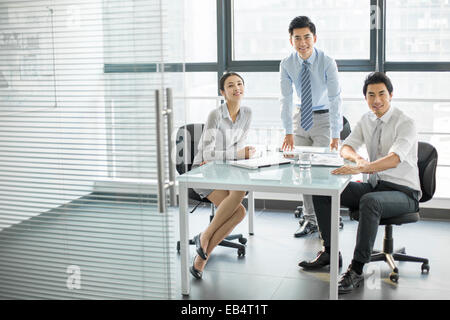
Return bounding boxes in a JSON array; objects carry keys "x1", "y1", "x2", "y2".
[{"x1": 103, "y1": 0, "x2": 450, "y2": 75}]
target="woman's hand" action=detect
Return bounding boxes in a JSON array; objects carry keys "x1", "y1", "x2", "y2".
[
  {"x1": 199, "y1": 161, "x2": 208, "y2": 166},
  {"x1": 238, "y1": 146, "x2": 256, "y2": 159}
]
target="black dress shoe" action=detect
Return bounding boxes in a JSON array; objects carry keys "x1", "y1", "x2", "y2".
[
  {"x1": 194, "y1": 233, "x2": 208, "y2": 260},
  {"x1": 338, "y1": 265, "x2": 364, "y2": 294},
  {"x1": 294, "y1": 220, "x2": 318, "y2": 238},
  {"x1": 189, "y1": 255, "x2": 203, "y2": 279},
  {"x1": 298, "y1": 250, "x2": 343, "y2": 270}
]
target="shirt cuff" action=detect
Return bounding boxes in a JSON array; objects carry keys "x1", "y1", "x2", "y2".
[
  {"x1": 389, "y1": 147, "x2": 406, "y2": 163},
  {"x1": 330, "y1": 127, "x2": 340, "y2": 140},
  {"x1": 285, "y1": 124, "x2": 293, "y2": 135}
]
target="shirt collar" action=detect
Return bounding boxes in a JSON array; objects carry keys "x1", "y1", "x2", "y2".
[
  {"x1": 297, "y1": 47, "x2": 316, "y2": 66},
  {"x1": 221, "y1": 102, "x2": 241, "y2": 122},
  {"x1": 380, "y1": 105, "x2": 394, "y2": 123},
  {"x1": 369, "y1": 105, "x2": 395, "y2": 124}
]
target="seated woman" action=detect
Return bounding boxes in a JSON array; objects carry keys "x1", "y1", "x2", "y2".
[{"x1": 190, "y1": 72, "x2": 255, "y2": 279}]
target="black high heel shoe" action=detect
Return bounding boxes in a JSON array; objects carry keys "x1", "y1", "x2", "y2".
[
  {"x1": 194, "y1": 233, "x2": 208, "y2": 260},
  {"x1": 189, "y1": 255, "x2": 203, "y2": 279}
]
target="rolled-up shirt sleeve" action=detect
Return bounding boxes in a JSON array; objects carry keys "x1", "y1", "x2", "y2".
[
  {"x1": 280, "y1": 62, "x2": 294, "y2": 134},
  {"x1": 389, "y1": 119, "x2": 417, "y2": 162},
  {"x1": 325, "y1": 59, "x2": 343, "y2": 139}
]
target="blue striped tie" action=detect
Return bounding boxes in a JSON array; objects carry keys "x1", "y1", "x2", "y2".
[{"x1": 300, "y1": 61, "x2": 313, "y2": 131}]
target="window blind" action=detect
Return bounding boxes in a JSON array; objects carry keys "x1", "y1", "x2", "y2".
[{"x1": 0, "y1": 0, "x2": 177, "y2": 299}]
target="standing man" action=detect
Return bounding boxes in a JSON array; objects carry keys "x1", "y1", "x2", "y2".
[
  {"x1": 280, "y1": 16, "x2": 343, "y2": 237},
  {"x1": 298, "y1": 72, "x2": 421, "y2": 294}
]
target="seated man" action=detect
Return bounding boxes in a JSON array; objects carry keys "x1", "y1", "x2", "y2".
[{"x1": 298, "y1": 72, "x2": 421, "y2": 294}]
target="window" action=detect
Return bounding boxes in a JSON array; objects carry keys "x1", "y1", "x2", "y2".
[
  {"x1": 240, "y1": 72, "x2": 282, "y2": 132},
  {"x1": 169, "y1": 72, "x2": 219, "y2": 126},
  {"x1": 337, "y1": 72, "x2": 371, "y2": 125},
  {"x1": 106, "y1": 0, "x2": 450, "y2": 200},
  {"x1": 184, "y1": 0, "x2": 217, "y2": 62},
  {"x1": 387, "y1": 72, "x2": 450, "y2": 198},
  {"x1": 233, "y1": 0, "x2": 371, "y2": 60},
  {"x1": 239, "y1": 71, "x2": 369, "y2": 127},
  {"x1": 237, "y1": 71, "x2": 369, "y2": 146},
  {"x1": 166, "y1": 0, "x2": 217, "y2": 63},
  {"x1": 386, "y1": 0, "x2": 450, "y2": 62}
]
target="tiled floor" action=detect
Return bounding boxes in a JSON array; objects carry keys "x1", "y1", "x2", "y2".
[{"x1": 174, "y1": 204, "x2": 450, "y2": 300}]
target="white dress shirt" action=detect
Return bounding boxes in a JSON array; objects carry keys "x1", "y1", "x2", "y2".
[
  {"x1": 193, "y1": 103, "x2": 252, "y2": 166},
  {"x1": 343, "y1": 106, "x2": 421, "y2": 198}
]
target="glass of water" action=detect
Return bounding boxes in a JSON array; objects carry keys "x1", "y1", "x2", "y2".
[{"x1": 298, "y1": 152, "x2": 312, "y2": 170}]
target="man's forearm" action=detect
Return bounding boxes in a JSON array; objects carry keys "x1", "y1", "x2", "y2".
[
  {"x1": 280, "y1": 67, "x2": 294, "y2": 134},
  {"x1": 341, "y1": 145, "x2": 401, "y2": 172},
  {"x1": 333, "y1": 148, "x2": 401, "y2": 176},
  {"x1": 341, "y1": 145, "x2": 400, "y2": 173},
  {"x1": 328, "y1": 95, "x2": 343, "y2": 139},
  {"x1": 280, "y1": 102, "x2": 293, "y2": 134},
  {"x1": 340, "y1": 145, "x2": 364, "y2": 163},
  {"x1": 361, "y1": 153, "x2": 400, "y2": 173}
]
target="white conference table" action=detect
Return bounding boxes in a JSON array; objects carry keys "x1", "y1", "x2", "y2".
[{"x1": 177, "y1": 160, "x2": 351, "y2": 300}]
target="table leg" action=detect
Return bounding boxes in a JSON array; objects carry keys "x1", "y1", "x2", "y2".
[
  {"x1": 179, "y1": 182, "x2": 190, "y2": 295},
  {"x1": 329, "y1": 191, "x2": 340, "y2": 300},
  {"x1": 248, "y1": 191, "x2": 254, "y2": 235}
]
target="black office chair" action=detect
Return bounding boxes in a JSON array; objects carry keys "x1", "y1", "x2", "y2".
[
  {"x1": 175, "y1": 123, "x2": 247, "y2": 257},
  {"x1": 340, "y1": 116, "x2": 351, "y2": 140},
  {"x1": 294, "y1": 116, "x2": 351, "y2": 230},
  {"x1": 349, "y1": 141, "x2": 437, "y2": 282}
]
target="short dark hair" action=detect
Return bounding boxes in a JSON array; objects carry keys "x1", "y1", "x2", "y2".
[
  {"x1": 288, "y1": 16, "x2": 316, "y2": 36},
  {"x1": 219, "y1": 72, "x2": 244, "y2": 91},
  {"x1": 363, "y1": 72, "x2": 394, "y2": 96}
]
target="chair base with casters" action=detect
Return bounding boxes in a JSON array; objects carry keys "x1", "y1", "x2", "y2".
[
  {"x1": 176, "y1": 196, "x2": 247, "y2": 258},
  {"x1": 350, "y1": 210, "x2": 430, "y2": 283}
]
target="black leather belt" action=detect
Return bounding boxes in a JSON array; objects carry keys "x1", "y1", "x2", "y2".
[{"x1": 313, "y1": 109, "x2": 329, "y2": 114}]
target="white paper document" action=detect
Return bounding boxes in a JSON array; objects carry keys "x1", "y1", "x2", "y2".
[
  {"x1": 310, "y1": 153, "x2": 344, "y2": 167},
  {"x1": 228, "y1": 154, "x2": 294, "y2": 170},
  {"x1": 281, "y1": 146, "x2": 331, "y2": 156}
]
